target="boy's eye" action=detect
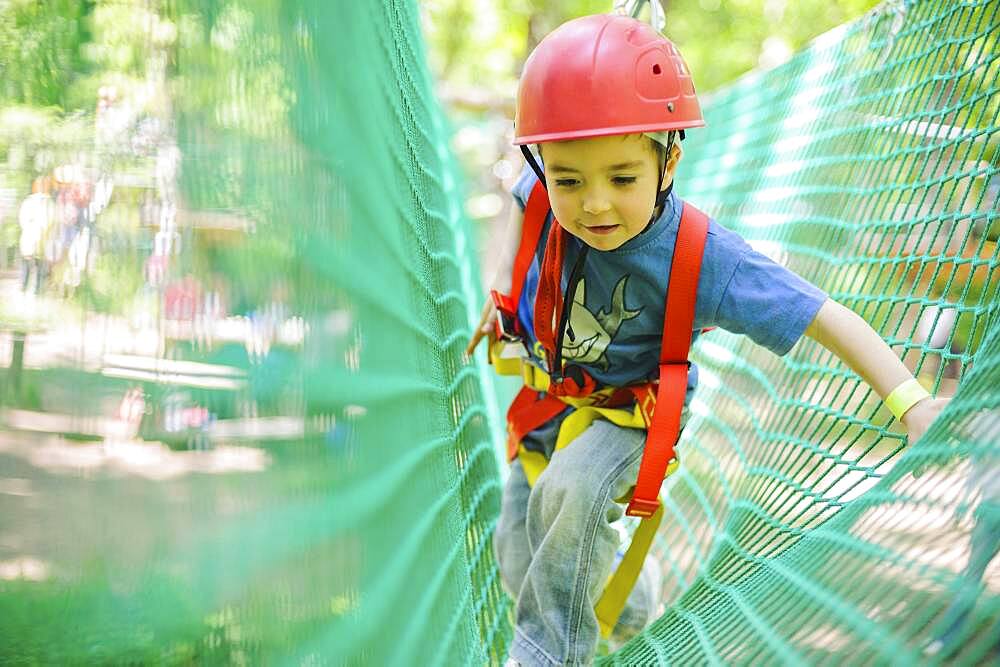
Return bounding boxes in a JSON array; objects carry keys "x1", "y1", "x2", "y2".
[
  {"x1": 612, "y1": 176, "x2": 637, "y2": 185},
  {"x1": 554, "y1": 179, "x2": 579, "y2": 187}
]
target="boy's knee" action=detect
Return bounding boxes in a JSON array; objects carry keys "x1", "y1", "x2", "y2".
[
  {"x1": 536, "y1": 445, "x2": 609, "y2": 501},
  {"x1": 528, "y1": 420, "x2": 646, "y2": 529},
  {"x1": 542, "y1": 422, "x2": 643, "y2": 486},
  {"x1": 532, "y1": 464, "x2": 598, "y2": 523},
  {"x1": 533, "y1": 455, "x2": 625, "y2": 524}
]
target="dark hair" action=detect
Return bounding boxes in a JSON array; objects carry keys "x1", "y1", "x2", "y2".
[{"x1": 537, "y1": 131, "x2": 673, "y2": 162}]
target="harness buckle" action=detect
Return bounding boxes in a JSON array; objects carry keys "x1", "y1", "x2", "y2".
[
  {"x1": 626, "y1": 496, "x2": 661, "y2": 518},
  {"x1": 490, "y1": 289, "x2": 523, "y2": 343}
]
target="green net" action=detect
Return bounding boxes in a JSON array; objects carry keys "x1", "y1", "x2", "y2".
[
  {"x1": 0, "y1": 0, "x2": 996, "y2": 665},
  {"x1": 0, "y1": 1, "x2": 505, "y2": 664},
  {"x1": 611, "y1": 0, "x2": 1000, "y2": 663}
]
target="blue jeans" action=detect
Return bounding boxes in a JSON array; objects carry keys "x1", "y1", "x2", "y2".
[{"x1": 494, "y1": 418, "x2": 667, "y2": 666}]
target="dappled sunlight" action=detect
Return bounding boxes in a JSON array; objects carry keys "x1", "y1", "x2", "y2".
[
  {"x1": 0, "y1": 557, "x2": 50, "y2": 582},
  {"x1": 0, "y1": 430, "x2": 270, "y2": 480}
]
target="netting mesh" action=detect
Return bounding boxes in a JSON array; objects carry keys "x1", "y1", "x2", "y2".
[
  {"x1": 1, "y1": 1, "x2": 506, "y2": 664},
  {"x1": 0, "y1": 0, "x2": 996, "y2": 664},
  {"x1": 611, "y1": 0, "x2": 1000, "y2": 663}
]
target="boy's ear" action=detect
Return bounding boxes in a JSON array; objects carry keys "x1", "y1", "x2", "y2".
[
  {"x1": 667, "y1": 142, "x2": 682, "y2": 168},
  {"x1": 662, "y1": 143, "x2": 683, "y2": 187}
]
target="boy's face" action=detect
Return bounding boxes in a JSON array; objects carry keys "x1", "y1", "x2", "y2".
[{"x1": 542, "y1": 134, "x2": 679, "y2": 251}]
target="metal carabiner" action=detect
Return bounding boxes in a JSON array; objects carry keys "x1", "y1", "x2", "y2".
[{"x1": 612, "y1": 0, "x2": 666, "y2": 33}]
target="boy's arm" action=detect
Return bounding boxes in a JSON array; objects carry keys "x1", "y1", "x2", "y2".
[
  {"x1": 804, "y1": 298, "x2": 950, "y2": 443},
  {"x1": 465, "y1": 203, "x2": 525, "y2": 356},
  {"x1": 490, "y1": 202, "x2": 526, "y2": 294}
]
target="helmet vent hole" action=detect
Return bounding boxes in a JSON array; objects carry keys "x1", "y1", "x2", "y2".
[{"x1": 652, "y1": 64, "x2": 662, "y2": 75}]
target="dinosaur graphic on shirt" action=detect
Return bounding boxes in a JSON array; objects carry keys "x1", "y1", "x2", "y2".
[{"x1": 562, "y1": 275, "x2": 641, "y2": 372}]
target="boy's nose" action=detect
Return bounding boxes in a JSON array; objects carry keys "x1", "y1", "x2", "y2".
[{"x1": 582, "y1": 194, "x2": 611, "y2": 215}]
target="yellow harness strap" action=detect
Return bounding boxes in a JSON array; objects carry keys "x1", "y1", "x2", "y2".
[
  {"x1": 492, "y1": 340, "x2": 678, "y2": 638},
  {"x1": 595, "y1": 501, "x2": 663, "y2": 638},
  {"x1": 491, "y1": 337, "x2": 528, "y2": 376}
]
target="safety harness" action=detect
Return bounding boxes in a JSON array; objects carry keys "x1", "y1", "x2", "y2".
[{"x1": 489, "y1": 180, "x2": 709, "y2": 636}]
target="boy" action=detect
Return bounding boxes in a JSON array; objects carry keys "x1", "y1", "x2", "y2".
[{"x1": 465, "y1": 13, "x2": 949, "y2": 666}]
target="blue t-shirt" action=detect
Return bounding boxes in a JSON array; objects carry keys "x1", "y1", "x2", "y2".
[{"x1": 509, "y1": 165, "x2": 827, "y2": 400}]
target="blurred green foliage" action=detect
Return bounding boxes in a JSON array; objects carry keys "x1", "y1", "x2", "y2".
[
  {"x1": 422, "y1": 0, "x2": 883, "y2": 98},
  {"x1": 0, "y1": 0, "x2": 93, "y2": 107}
]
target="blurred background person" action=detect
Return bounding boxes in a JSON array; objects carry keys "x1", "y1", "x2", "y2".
[{"x1": 16, "y1": 176, "x2": 55, "y2": 295}]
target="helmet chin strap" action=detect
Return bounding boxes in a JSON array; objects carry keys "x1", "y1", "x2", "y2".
[
  {"x1": 651, "y1": 129, "x2": 683, "y2": 224},
  {"x1": 520, "y1": 145, "x2": 547, "y2": 189},
  {"x1": 653, "y1": 157, "x2": 671, "y2": 220}
]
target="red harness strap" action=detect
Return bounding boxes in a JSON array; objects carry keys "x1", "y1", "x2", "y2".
[
  {"x1": 626, "y1": 202, "x2": 709, "y2": 517},
  {"x1": 511, "y1": 180, "x2": 549, "y2": 316},
  {"x1": 505, "y1": 387, "x2": 565, "y2": 461},
  {"x1": 492, "y1": 180, "x2": 550, "y2": 325},
  {"x1": 499, "y1": 180, "x2": 569, "y2": 462},
  {"x1": 533, "y1": 214, "x2": 566, "y2": 366},
  {"x1": 532, "y1": 199, "x2": 603, "y2": 398}
]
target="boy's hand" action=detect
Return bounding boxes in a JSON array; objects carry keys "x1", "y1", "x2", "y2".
[
  {"x1": 902, "y1": 397, "x2": 951, "y2": 444},
  {"x1": 465, "y1": 297, "x2": 497, "y2": 358}
]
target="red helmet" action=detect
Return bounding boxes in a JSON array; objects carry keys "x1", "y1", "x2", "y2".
[{"x1": 514, "y1": 14, "x2": 704, "y2": 145}]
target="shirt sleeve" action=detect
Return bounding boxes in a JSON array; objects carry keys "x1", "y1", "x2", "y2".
[
  {"x1": 510, "y1": 163, "x2": 539, "y2": 212},
  {"x1": 714, "y1": 248, "x2": 827, "y2": 356}
]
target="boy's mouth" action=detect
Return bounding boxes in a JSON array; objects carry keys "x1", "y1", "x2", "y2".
[{"x1": 584, "y1": 224, "x2": 619, "y2": 235}]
